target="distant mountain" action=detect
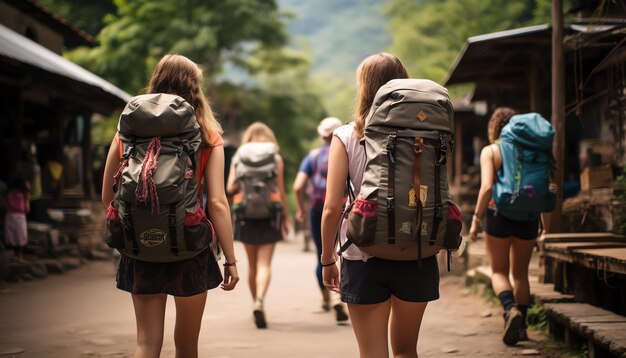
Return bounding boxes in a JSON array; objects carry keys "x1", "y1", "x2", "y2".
[{"x1": 279, "y1": 0, "x2": 391, "y2": 77}]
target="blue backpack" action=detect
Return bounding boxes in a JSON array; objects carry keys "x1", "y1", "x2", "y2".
[
  {"x1": 310, "y1": 145, "x2": 330, "y2": 208},
  {"x1": 493, "y1": 113, "x2": 556, "y2": 221}
]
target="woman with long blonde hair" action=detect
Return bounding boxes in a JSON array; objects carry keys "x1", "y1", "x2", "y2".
[
  {"x1": 227, "y1": 121, "x2": 289, "y2": 329},
  {"x1": 321, "y1": 53, "x2": 440, "y2": 357},
  {"x1": 102, "y1": 54, "x2": 239, "y2": 358}
]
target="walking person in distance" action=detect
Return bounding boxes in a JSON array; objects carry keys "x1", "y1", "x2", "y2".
[
  {"x1": 227, "y1": 122, "x2": 290, "y2": 329},
  {"x1": 294, "y1": 116, "x2": 348, "y2": 324},
  {"x1": 469, "y1": 107, "x2": 555, "y2": 345}
]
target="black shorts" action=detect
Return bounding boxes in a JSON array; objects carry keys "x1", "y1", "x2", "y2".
[
  {"x1": 485, "y1": 208, "x2": 539, "y2": 240},
  {"x1": 340, "y1": 256, "x2": 439, "y2": 304}
]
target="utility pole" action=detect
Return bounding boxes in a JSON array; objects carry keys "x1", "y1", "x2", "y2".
[{"x1": 550, "y1": 0, "x2": 565, "y2": 233}]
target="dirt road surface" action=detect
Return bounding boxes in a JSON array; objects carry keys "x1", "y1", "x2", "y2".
[{"x1": 0, "y1": 238, "x2": 550, "y2": 357}]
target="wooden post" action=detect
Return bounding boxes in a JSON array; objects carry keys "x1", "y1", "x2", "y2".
[{"x1": 550, "y1": 0, "x2": 565, "y2": 233}]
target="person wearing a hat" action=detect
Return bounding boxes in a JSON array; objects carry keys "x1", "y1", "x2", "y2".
[{"x1": 294, "y1": 117, "x2": 349, "y2": 324}]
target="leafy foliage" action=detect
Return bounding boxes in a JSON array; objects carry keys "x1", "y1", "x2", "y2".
[
  {"x1": 66, "y1": 0, "x2": 288, "y2": 94},
  {"x1": 35, "y1": 0, "x2": 115, "y2": 36},
  {"x1": 384, "y1": 0, "x2": 562, "y2": 83}
]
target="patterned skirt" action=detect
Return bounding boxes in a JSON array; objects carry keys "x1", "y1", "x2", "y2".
[
  {"x1": 4, "y1": 213, "x2": 27, "y2": 247},
  {"x1": 116, "y1": 248, "x2": 223, "y2": 296}
]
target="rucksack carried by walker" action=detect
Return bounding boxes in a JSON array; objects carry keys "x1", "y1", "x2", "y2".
[
  {"x1": 493, "y1": 113, "x2": 556, "y2": 221},
  {"x1": 310, "y1": 145, "x2": 330, "y2": 208},
  {"x1": 231, "y1": 142, "x2": 282, "y2": 222},
  {"x1": 339, "y1": 79, "x2": 463, "y2": 266},
  {"x1": 104, "y1": 93, "x2": 214, "y2": 263}
]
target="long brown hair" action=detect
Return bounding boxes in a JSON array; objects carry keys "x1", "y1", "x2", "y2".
[
  {"x1": 354, "y1": 53, "x2": 409, "y2": 139},
  {"x1": 241, "y1": 121, "x2": 279, "y2": 149},
  {"x1": 487, "y1": 107, "x2": 516, "y2": 143},
  {"x1": 147, "y1": 54, "x2": 222, "y2": 145}
]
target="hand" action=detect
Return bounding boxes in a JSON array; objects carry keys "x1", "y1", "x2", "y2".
[
  {"x1": 221, "y1": 264, "x2": 239, "y2": 291},
  {"x1": 295, "y1": 209, "x2": 306, "y2": 223},
  {"x1": 469, "y1": 221, "x2": 480, "y2": 241},
  {"x1": 281, "y1": 217, "x2": 290, "y2": 238},
  {"x1": 322, "y1": 262, "x2": 340, "y2": 293}
]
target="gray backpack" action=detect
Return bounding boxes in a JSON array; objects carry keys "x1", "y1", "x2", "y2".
[
  {"x1": 105, "y1": 93, "x2": 214, "y2": 263},
  {"x1": 231, "y1": 142, "x2": 283, "y2": 222},
  {"x1": 340, "y1": 79, "x2": 462, "y2": 266}
]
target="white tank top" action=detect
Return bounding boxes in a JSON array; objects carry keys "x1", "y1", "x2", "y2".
[{"x1": 333, "y1": 123, "x2": 371, "y2": 261}]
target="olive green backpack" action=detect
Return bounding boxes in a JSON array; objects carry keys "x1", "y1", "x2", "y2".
[
  {"x1": 340, "y1": 79, "x2": 463, "y2": 267},
  {"x1": 105, "y1": 93, "x2": 214, "y2": 262}
]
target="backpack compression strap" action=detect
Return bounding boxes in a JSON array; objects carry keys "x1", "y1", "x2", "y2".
[
  {"x1": 430, "y1": 133, "x2": 447, "y2": 246},
  {"x1": 386, "y1": 132, "x2": 398, "y2": 245},
  {"x1": 413, "y1": 137, "x2": 424, "y2": 262}
]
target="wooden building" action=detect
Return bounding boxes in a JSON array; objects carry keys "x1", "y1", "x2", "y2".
[{"x1": 0, "y1": 0, "x2": 129, "y2": 203}]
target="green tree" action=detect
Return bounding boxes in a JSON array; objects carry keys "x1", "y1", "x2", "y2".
[
  {"x1": 384, "y1": 0, "x2": 559, "y2": 84},
  {"x1": 67, "y1": 0, "x2": 288, "y2": 94},
  {"x1": 36, "y1": 0, "x2": 115, "y2": 36}
]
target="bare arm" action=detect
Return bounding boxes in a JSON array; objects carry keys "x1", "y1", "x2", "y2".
[
  {"x1": 320, "y1": 137, "x2": 348, "y2": 292},
  {"x1": 205, "y1": 145, "x2": 239, "y2": 290},
  {"x1": 293, "y1": 171, "x2": 309, "y2": 222},
  {"x1": 469, "y1": 145, "x2": 497, "y2": 240},
  {"x1": 101, "y1": 137, "x2": 120, "y2": 208},
  {"x1": 225, "y1": 163, "x2": 239, "y2": 195},
  {"x1": 276, "y1": 154, "x2": 290, "y2": 236}
]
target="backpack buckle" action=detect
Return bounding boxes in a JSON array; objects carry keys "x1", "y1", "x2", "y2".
[
  {"x1": 434, "y1": 203, "x2": 443, "y2": 222},
  {"x1": 413, "y1": 137, "x2": 423, "y2": 154},
  {"x1": 386, "y1": 197, "x2": 395, "y2": 210}
]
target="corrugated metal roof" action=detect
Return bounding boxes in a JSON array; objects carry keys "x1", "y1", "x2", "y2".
[
  {"x1": 444, "y1": 25, "x2": 551, "y2": 86},
  {"x1": 0, "y1": 23, "x2": 130, "y2": 105}
]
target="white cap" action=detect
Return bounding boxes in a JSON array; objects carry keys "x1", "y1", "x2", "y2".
[{"x1": 317, "y1": 117, "x2": 342, "y2": 138}]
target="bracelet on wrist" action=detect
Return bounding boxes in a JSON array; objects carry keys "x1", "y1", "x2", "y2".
[
  {"x1": 223, "y1": 259, "x2": 238, "y2": 267},
  {"x1": 321, "y1": 260, "x2": 336, "y2": 267}
]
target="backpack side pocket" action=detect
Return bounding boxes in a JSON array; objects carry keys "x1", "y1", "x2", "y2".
[
  {"x1": 183, "y1": 207, "x2": 214, "y2": 251},
  {"x1": 346, "y1": 198, "x2": 378, "y2": 247},
  {"x1": 442, "y1": 201, "x2": 462, "y2": 250},
  {"x1": 105, "y1": 203, "x2": 125, "y2": 249}
]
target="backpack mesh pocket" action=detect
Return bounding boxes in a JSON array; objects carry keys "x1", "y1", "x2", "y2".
[
  {"x1": 442, "y1": 201, "x2": 462, "y2": 250},
  {"x1": 346, "y1": 199, "x2": 378, "y2": 246},
  {"x1": 183, "y1": 208, "x2": 214, "y2": 251},
  {"x1": 105, "y1": 203, "x2": 125, "y2": 249}
]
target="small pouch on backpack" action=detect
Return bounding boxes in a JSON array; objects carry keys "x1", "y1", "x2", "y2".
[
  {"x1": 442, "y1": 201, "x2": 462, "y2": 251},
  {"x1": 183, "y1": 207, "x2": 214, "y2": 251},
  {"x1": 346, "y1": 198, "x2": 378, "y2": 246},
  {"x1": 104, "y1": 202, "x2": 125, "y2": 249}
]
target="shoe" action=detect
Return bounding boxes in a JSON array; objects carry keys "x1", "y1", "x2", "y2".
[
  {"x1": 321, "y1": 288, "x2": 331, "y2": 312},
  {"x1": 502, "y1": 306, "x2": 523, "y2": 346},
  {"x1": 333, "y1": 303, "x2": 349, "y2": 324},
  {"x1": 253, "y1": 299, "x2": 267, "y2": 329},
  {"x1": 253, "y1": 309, "x2": 267, "y2": 329},
  {"x1": 519, "y1": 328, "x2": 529, "y2": 341}
]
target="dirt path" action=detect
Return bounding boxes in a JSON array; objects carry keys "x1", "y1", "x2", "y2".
[{"x1": 0, "y1": 238, "x2": 553, "y2": 357}]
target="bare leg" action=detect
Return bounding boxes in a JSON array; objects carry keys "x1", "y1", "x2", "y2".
[
  {"x1": 510, "y1": 238, "x2": 536, "y2": 305},
  {"x1": 254, "y1": 243, "x2": 276, "y2": 301},
  {"x1": 389, "y1": 296, "x2": 428, "y2": 358},
  {"x1": 485, "y1": 234, "x2": 513, "y2": 295},
  {"x1": 131, "y1": 294, "x2": 167, "y2": 358},
  {"x1": 173, "y1": 292, "x2": 207, "y2": 358},
  {"x1": 244, "y1": 244, "x2": 259, "y2": 301},
  {"x1": 348, "y1": 300, "x2": 391, "y2": 358}
]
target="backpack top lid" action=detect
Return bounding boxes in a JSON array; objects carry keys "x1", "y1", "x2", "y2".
[
  {"x1": 118, "y1": 93, "x2": 200, "y2": 140},
  {"x1": 366, "y1": 78, "x2": 452, "y2": 130},
  {"x1": 236, "y1": 142, "x2": 277, "y2": 166},
  {"x1": 500, "y1": 113, "x2": 554, "y2": 151}
]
